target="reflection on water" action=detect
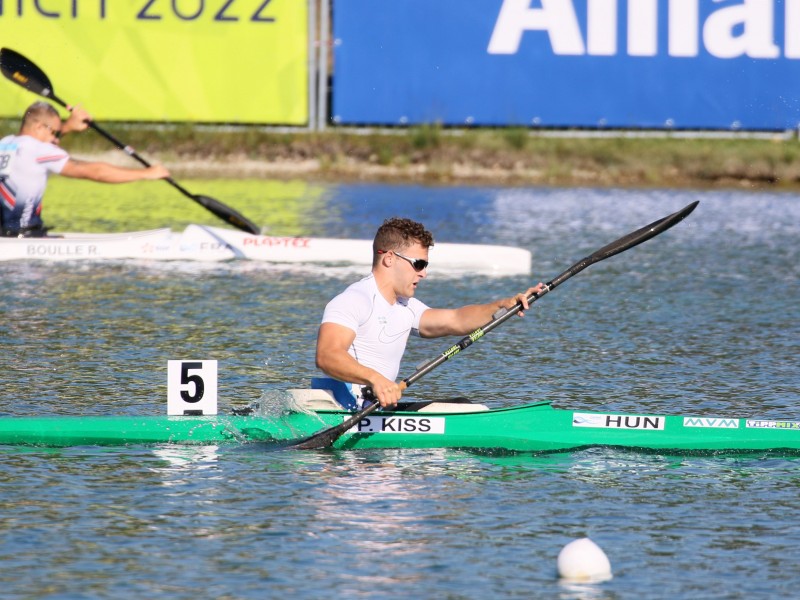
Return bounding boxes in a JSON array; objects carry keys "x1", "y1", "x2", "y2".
[
  {"x1": 312, "y1": 452, "x2": 442, "y2": 588},
  {"x1": 1, "y1": 185, "x2": 799, "y2": 598},
  {"x1": 150, "y1": 445, "x2": 221, "y2": 477}
]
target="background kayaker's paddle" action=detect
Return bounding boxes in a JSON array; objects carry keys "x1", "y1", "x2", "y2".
[
  {"x1": 289, "y1": 200, "x2": 699, "y2": 450},
  {"x1": 0, "y1": 47, "x2": 260, "y2": 235}
]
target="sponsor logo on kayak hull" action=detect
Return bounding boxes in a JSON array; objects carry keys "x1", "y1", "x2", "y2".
[
  {"x1": 746, "y1": 420, "x2": 800, "y2": 431},
  {"x1": 572, "y1": 413, "x2": 664, "y2": 431},
  {"x1": 683, "y1": 417, "x2": 739, "y2": 429}
]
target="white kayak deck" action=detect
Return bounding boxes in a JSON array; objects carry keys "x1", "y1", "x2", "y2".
[{"x1": 0, "y1": 225, "x2": 532, "y2": 275}]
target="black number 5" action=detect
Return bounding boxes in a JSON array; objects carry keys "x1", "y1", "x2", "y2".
[{"x1": 180, "y1": 362, "x2": 205, "y2": 403}]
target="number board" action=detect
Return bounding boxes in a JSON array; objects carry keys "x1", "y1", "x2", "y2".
[{"x1": 167, "y1": 360, "x2": 218, "y2": 416}]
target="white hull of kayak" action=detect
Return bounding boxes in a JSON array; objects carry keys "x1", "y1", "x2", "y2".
[{"x1": 0, "y1": 225, "x2": 531, "y2": 275}]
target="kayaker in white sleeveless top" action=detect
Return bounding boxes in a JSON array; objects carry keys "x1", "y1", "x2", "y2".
[
  {"x1": 315, "y1": 217, "x2": 543, "y2": 409},
  {"x1": 1, "y1": 101, "x2": 169, "y2": 237}
]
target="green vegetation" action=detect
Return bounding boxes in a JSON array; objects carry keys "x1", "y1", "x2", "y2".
[{"x1": 3, "y1": 119, "x2": 800, "y2": 190}]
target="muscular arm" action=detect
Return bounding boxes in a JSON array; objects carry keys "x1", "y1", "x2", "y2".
[
  {"x1": 418, "y1": 284, "x2": 544, "y2": 338},
  {"x1": 60, "y1": 158, "x2": 169, "y2": 183},
  {"x1": 315, "y1": 322, "x2": 403, "y2": 407}
]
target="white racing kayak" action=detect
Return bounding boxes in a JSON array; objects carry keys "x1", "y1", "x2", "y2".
[{"x1": 0, "y1": 225, "x2": 532, "y2": 274}]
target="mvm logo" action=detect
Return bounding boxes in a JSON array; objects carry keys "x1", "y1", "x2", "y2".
[{"x1": 683, "y1": 417, "x2": 739, "y2": 429}]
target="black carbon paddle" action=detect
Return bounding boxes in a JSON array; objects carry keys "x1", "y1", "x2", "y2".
[
  {"x1": 289, "y1": 200, "x2": 700, "y2": 450},
  {"x1": 0, "y1": 47, "x2": 260, "y2": 234}
]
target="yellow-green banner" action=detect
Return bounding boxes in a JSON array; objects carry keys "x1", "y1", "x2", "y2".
[{"x1": 0, "y1": 0, "x2": 308, "y2": 124}]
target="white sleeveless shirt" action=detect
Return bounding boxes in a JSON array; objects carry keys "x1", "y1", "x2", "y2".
[
  {"x1": 321, "y1": 274, "x2": 430, "y2": 382},
  {"x1": 0, "y1": 134, "x2": 68, "y2": 231}
]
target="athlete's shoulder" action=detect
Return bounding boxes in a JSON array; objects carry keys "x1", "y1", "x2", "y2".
[
  {"x1": 341, "y1": 274, "x2": 378, "y2": 297},
  {"x1": 15, "y1": 135, "x2": 67, "y2": 160}
]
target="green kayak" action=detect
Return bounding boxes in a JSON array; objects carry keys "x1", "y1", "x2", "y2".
[{"x1": 1, "y1": 401, "x2": 799, "y2": 454}]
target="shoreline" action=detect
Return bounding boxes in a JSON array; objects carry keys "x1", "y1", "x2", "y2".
[
  {"x1": 58, "y1": 126, "x2": 800, "y2": 192},
  {"x1": 76, "y1": 150, "x2": 800, "y2": 192}
]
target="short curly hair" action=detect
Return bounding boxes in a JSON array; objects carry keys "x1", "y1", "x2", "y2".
[{"x1": 372, "y1": 217, "x2": 434, "y2": 263}]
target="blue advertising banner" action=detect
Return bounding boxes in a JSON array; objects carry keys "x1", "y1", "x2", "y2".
[{"x1": 332, "y1": 0, "x2": 800, "y2": 130}]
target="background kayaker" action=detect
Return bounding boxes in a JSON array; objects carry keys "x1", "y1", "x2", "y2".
[
  {"x1": 315, "y1": 216, "x2": 544, "y2": 410},
  {"x1": 0, "y1": 101, "x2": 170, "y2": 237}
]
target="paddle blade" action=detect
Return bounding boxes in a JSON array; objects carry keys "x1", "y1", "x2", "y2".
[
  {"x1": 0, "y1": 47, "x2": 56, "y2": 99},
  {"x1": 592, "y1": 200, "x2": 698, "y2": 263},
  {"x1": 193, "y1": 194, "x2": 260, "y2": 234},
  {"x1": 548, "y1": 201, "x2": 699, "y2": 290},
  {"x1": 286, "y1": 402, "x2": 381, "y2": 450}
]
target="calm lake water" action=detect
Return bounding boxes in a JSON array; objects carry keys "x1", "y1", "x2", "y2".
[{"x1": 1, "y1": 184, "x2": 799, "y2": 599}]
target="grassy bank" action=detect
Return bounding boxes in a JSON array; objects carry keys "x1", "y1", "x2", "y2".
[{"x1": 6, "y1": 119, "x2": 800, "y2": 190}]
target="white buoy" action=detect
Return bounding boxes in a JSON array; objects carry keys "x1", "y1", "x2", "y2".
[{"x1": 557, "y1": 538, "x2": 612, "y2": 582}]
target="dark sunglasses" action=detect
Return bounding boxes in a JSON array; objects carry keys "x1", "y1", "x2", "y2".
[
  {"x1": 378, "y1": 249, "x2": 429, "y2": 272},
  {"x1": 37, "y1": 120, "x2": 61, "y2": 139}
]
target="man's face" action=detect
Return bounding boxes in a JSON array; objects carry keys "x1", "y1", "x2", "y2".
[
  {"x1": 390, "y1": 242, "x2": 429, "y2": 298},
  {"x1": 33, "y1": 115, "x2": 62, "y2": 144}
]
